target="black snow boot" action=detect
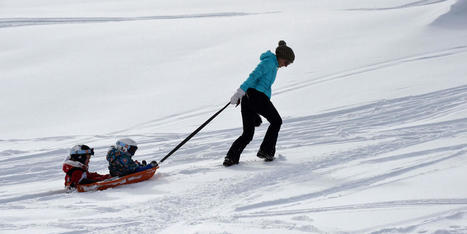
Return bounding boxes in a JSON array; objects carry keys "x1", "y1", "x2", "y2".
[
  {"x1": 150, "y1": 161, "x2": 158, "y2": 167},
  {"x1": 223, "y1": 157, "x2": 239, "y2": 167},
  {"x1": 257, "y1": 150, "x2": 274, "y2": 162}
]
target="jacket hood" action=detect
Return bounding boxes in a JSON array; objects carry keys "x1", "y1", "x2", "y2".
[
  {"x1": 63, "y1": 155, "x2": 88, "y2": 172},
  {"x1": 260, "y1": 50, "x2": 276, "y2": 61},
  {"x1": 260, "y1": 50, "x2": 279, "y2": 67}
]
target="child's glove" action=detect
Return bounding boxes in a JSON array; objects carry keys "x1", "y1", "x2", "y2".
[{"x1": 65, "y1": 186, "x2": 76, "y2": 193}]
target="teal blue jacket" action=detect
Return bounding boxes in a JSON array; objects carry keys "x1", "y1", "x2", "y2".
[{"x1": 240, "y1": 51, "x2": 278, "y2": 99}]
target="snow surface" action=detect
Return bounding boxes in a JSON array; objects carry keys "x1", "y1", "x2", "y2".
[{"x1": 1, "y1": 0, "x2": 467, "y2": 233}]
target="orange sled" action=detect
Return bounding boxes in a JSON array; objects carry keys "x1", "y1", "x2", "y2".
[{"x1": 76, "y1": 167, "x2": 158, "y2": 192}]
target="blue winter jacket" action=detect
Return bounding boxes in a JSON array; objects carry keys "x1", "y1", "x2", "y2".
[
  {"x1": 106, "y1": 146, "x2": 153, "y2": 177},
  {"x1": 240, "y1": 50, "x2": 279, "y2": 99}
]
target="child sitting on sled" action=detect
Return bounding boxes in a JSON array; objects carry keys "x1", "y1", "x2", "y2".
[
  {"x1": 106, "y1": 138, "x2": 158, "y2": 177},
  {"x1": 63, "y1": 145, "x2": 111, "y2": 190}
]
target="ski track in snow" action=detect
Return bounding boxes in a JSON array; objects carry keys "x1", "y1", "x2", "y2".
[
  {"x1": 234, "y1": 150, "x2": 467, "y2": 212},
  {"x1": 235, "y1": 199, "x2": 467, "y2": 217},
  {"x1": 1, "y1": 84, "x2": 467, "y2": 232},
  {"x1": 364, "y1": 207, "x2": 467, "y2": 234},
  {"x1": 347, "y1": 0, "x2": 450, "y2": 11},
  {"x1": 0, "y1": 12, "x2": 268, "y2": 29}
]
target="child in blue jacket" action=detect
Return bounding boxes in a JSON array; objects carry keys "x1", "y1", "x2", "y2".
[
  {"x1": 106, "y1": 138, "x2": 158, "y2": 177},
  {"x1": 224, "y1": 40, "x2": 295, "y2": 166}
]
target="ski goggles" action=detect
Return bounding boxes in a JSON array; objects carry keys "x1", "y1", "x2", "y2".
[
  {"x1": 70, "y1": 148, "x2": 94, "y2": 156},
  {"x1": 117, "y1": 141, "x2": 138, "y2": 156}
]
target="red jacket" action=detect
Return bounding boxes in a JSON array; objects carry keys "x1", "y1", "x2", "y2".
[{"x1": 63, "y1": 161, "x2": 111, "y2": 187}]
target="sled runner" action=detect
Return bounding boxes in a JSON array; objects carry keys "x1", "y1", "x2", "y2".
[{"x1": 76, "y1": 167, "x2": 158, "y2": 192}]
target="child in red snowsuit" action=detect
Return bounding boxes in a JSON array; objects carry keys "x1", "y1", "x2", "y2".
[{"x1": 63, "y1": 144, "x2": 111, "y2": 190}]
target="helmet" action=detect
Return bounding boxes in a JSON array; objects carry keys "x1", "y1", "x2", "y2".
[
  {"x1": 116, "y1": 138, "x2": 138, "y2": 156},
  {"x1": 69, "y1": 144, "x2": 94, "y2": 164}
]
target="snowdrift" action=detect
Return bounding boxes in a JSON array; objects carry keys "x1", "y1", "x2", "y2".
[{"x1": 432, "y1": 0, "x2": 467, "y2": 28}]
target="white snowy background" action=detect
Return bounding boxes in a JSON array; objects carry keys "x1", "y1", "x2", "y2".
[{"x1": 1, "y1": 0, "x2": 467, "y2": 233}]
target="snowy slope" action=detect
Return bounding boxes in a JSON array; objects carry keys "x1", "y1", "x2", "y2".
[{"x1": 1, "y1": 0, "x2": 467, "y2": 233}]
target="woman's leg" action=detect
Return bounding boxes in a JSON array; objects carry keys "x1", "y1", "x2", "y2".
[
  {"x1": 246, "y1": 90, "x2": 282, "y2": 157},
  {"x1": 257, "y1": 101, "x2": 282, "y2": 157},
  {"x1": 225, "y1": 95, "x2": 257, "y2": 164}
]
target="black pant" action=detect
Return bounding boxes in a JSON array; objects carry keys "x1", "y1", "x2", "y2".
[{"x1": 226, "y1": 88, "x2": 282, "y2": 162}]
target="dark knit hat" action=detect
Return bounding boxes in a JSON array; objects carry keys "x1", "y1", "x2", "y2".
[{"x1": 275, "y1": 40, "x2": 295, "y2": 63}]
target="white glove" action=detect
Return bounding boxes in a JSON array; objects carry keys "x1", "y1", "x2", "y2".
[{"x1": 230, "y1": 88, "x2": 245, "y2": 105}]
